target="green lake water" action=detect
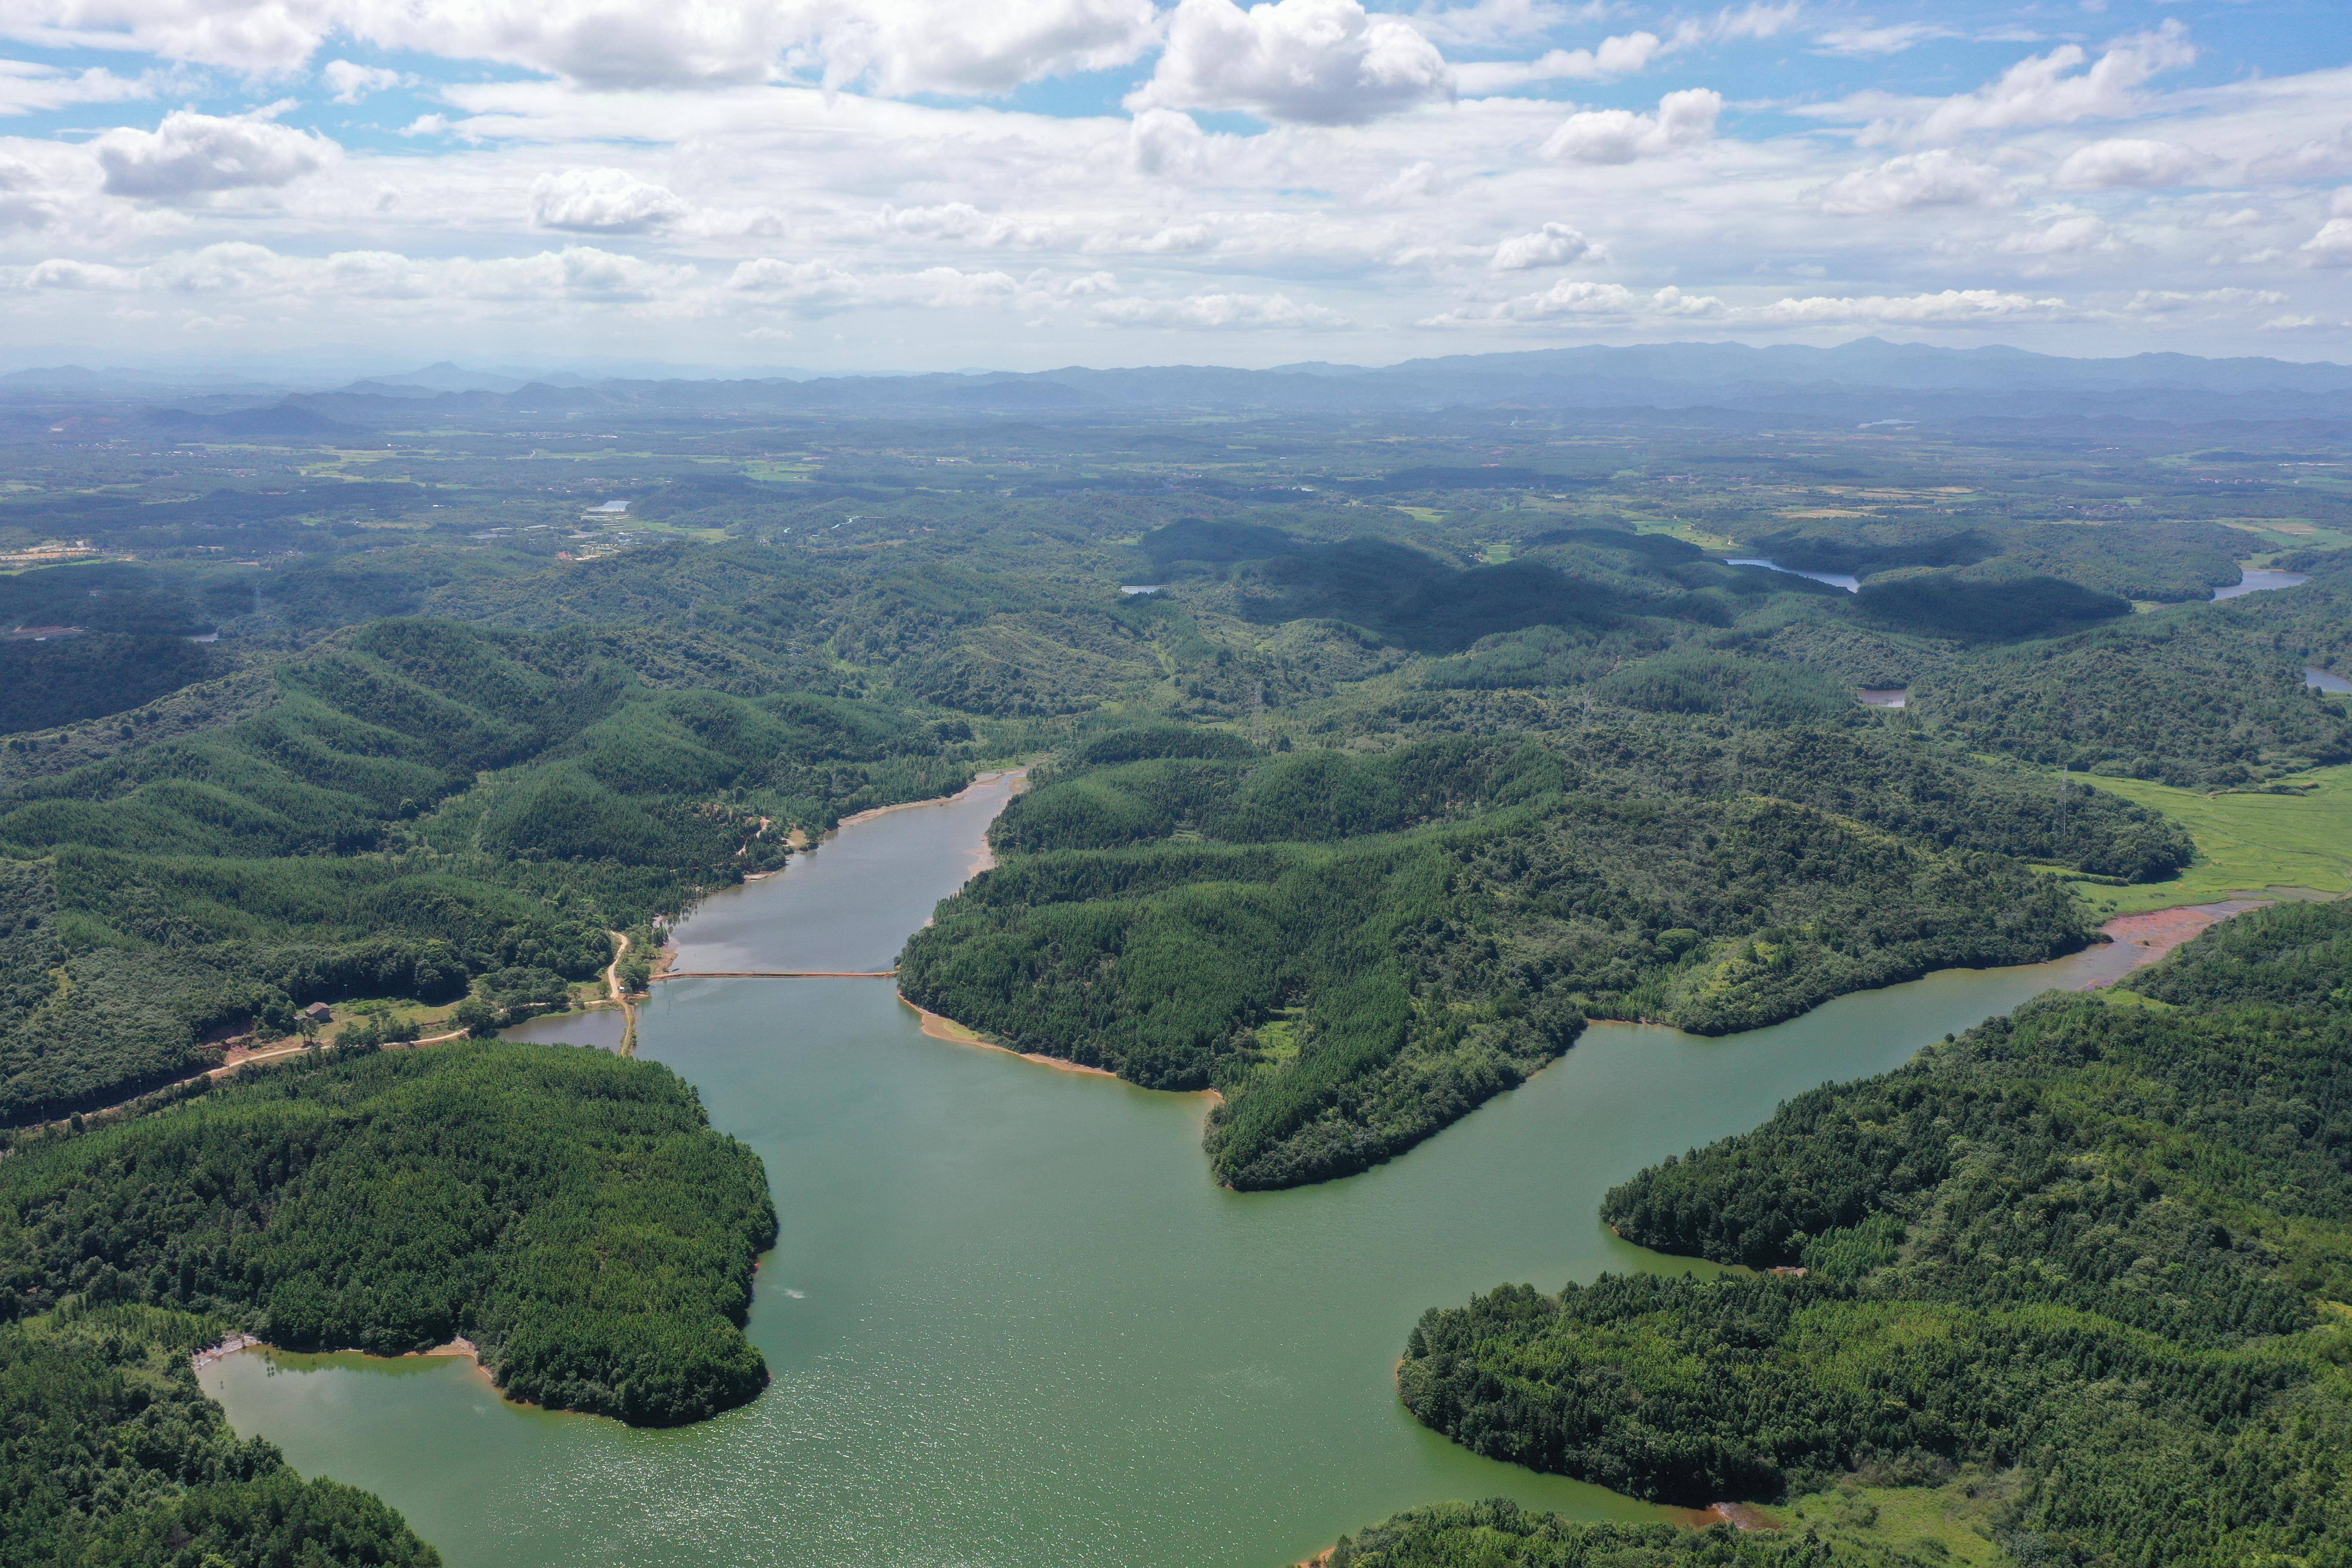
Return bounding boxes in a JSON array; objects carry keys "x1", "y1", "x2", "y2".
[{"x1": 203, "y1": 779, "x2": 2150, "y2": 1568}]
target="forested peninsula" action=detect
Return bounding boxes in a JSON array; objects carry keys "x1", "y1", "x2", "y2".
[
  {"x1": 902, "y1": 720, "x2": 2185, "y2": 1188},
  {"x1": 1388, "y1": 898, "x2": 2352, "y2": 1567},
  {"x1": 0, "y1": 1040, "x2": 774, "y2": 1562}
]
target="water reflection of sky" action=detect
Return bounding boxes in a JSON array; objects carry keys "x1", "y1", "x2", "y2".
[
  {"x1": 1722, "y1": 558, "x2": 1860, "y2": 592},
  {"x1": 2211, "y1": 569, "x2": 2310, "y2": 601}
]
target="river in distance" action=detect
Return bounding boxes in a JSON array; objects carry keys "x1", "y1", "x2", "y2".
[{"x1": 203, "y1": 773, "x2": 2152, "y2": 1568}]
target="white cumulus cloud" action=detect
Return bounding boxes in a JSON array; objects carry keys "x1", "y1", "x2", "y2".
[
  {"x1": 0, "y1": 155, "x2": 59, "y2": 232},
  {"x1": 1810, "y1": 22, "x2": 2199, "y2": 146},
  {"x1": 1131, "y1": 0, "x2": 1454, "y2": 126},
  {"x1": 728, "y1": 256, "x2": 864, "y2": 307},
  {"x1": 1997, "y1": 211, "x2": 2111, "y2": 256},
  {"x1": 1127, "y1": 107, "x2": 1219, "y2": 178},
  {"x1": 2302, "y1": 219, "x2": 2352, "y2": 268},
  {"x1": 1456, "y1": 4, "x2": 1794, "y2": 93},
  {"x1": 1455, "y1": 31, "x2": 1662, "y2": 93},
  {"x1": 2, "y1": 0, "x2": 1161, "y2": 95},
  {"x1": 1541, "y1": 88, "x2": 1720, "y2": 163},
  {"x1": 530, "y1": 168, "x2": 690, "y2": 234},
  {"x1": 92, "y1": 109, "x2": 338, "y2": 201},
  {"x1": 813, "y1": 0, "x2": 1159, "y2": 94},
  {"x1": 1490, "y1": 221, "x2": 1598, "y2": 270},
  {"x1": 1819, "y1": 150, "x2": 2012, "y2": 214},
  {"x1": 1747, "y1": 288, "x2": 2079, "y2": 326},
  {"x1": 322, "y1": 59, "x2": 407, "y2": 102},
  {"x1": 2052, "y1": 138, "x2": 2205, "y2": 190}
]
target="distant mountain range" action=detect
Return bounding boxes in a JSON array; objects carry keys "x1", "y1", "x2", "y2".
[{"x1": 6, "y1": 339, "x2": 2352, "y2": 429}]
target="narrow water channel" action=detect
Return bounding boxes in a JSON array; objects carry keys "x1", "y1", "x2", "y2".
[
  {"x1": 205, "y1": 780, "x2": 2153, "y2": 1568},
  {"x1": 1721, "y1": 557, "x2": 1862, "y2": 592},
  {"x1": 2212, "y1": 567, "x2": 2311, "y2": 601}
]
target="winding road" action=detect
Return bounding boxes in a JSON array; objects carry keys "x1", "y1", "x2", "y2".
[{"x1": 606, "y1": 929, "x2": 640, "y2": 1056}]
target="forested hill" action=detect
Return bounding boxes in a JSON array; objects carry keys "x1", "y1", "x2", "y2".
[
  {"x1": 1392, "y1": 898, "x2": 2352, "y2": 1566},
  {"x1": 0, "y1": 618, "x2": 977, "y2": 1127},
  {"x1": 0, "y1": 1039, "x2": 777, "y2": 1563},
  {"x1": 0, "y1": 1305, "x2": 440, "y2": 1568},
  {"x1": 900, "y1": 720, "x2": 2189, "y2": 1190},
  {"x1": 0, "y1": 1041, "x2": 777, "y2": 1425},
  {"x1": 4, "y1": 387, "x2": 2349, "y2": 1568}
]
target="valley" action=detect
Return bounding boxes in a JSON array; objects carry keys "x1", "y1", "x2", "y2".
[{"x1": 4, "y1": 354, "x2": 2351, "y2": 1568}]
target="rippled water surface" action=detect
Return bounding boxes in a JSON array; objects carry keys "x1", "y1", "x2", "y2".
[{"x1": 205, "y1": 781, "x2": 2149, "y2": 1568}]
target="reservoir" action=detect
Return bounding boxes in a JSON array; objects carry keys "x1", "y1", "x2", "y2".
[
  {"x1": 206, "y1": 781, "x2": 2153, "y2": 1568},
  {"x1": 1722, "y1": 557, "x2": 1861, "y2": 592},
  {"x1": 2212, "y1": 567, "x2": 2310, "y2": 600},
  {"x1": 662, "y1": 775, "x2": 1015, "y2": 974}
]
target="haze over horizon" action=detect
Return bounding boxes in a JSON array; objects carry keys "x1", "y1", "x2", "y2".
[
  {"x1": 13, "y1": 334, "x2": 2352, "y2": 392},
  {"x1": 1, "y1": 0, "x2": 2347, "y2": 374}
]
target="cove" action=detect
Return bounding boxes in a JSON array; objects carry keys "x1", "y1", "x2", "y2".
[
  {"x1": 2212, "y1": 567, "x2": 2311, "y2": 601},
  {"x1": 1721, "y1": 557, "x2": 1861, "y2": 592},
  {"x1": 205, "y1": 784, "x2": 2151, "y2": 1568}
]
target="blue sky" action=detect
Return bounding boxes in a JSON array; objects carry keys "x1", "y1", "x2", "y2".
[{"x1": 1, "y1": 0, "x2": 2347, "y2": 373}]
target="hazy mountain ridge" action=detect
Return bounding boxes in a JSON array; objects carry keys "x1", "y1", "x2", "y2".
[{"x1": 8, "y1": 339, "x2": 2352, "y2": 432}]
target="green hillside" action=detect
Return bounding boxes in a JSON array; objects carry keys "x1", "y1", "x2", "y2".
[{"x1": 1395, "y1": 900, "x2": 2352, "y2": 1565}]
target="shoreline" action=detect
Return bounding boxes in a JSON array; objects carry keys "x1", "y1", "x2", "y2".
[
  {"x1": 836, "y1": 766, "x2": 1029, "y2": 833},
  {"x1": 196, "y1": 1333, "x2": 542, "y2": 1415},
  {"x1": 196, "y1": 1332, "x2": 490, "y2": 1379},
  {"x1": 896, "y1": 993, "x2": 1222, "y2": 1105},
  {"x1": 2081, "y1": 899, "x2": 2266, "y2": 980},
  {"x1": 31, "y1": 892, "x2": 2257, "y2": 1145},
  {"x1": 897, "y1": 993, "x2": 1121, "y2": 1079},
  {"x1": 740, "y1": 769, "x2": 1024, "y2": 880}
]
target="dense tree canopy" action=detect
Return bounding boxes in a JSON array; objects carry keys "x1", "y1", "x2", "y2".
[
  {"x1": 903, "y1": 724, "x2": 2184, "y2": 1188},
  {"x1": 0, "y1": 619, "x2": 979, "y2": 1125},
  {"x1": 0, "y1": 1304, "x2": 441, "y2": 1568},
  {"x1": 0, "y1": 1041, "x2": 777, "y2": 1426},
  {"x1": 1400, "y1": 901, "x2": 2352, "y2": 1567},
  {"x1": 8, "y1": 399, "x2": 2347, "y2": 1568}
]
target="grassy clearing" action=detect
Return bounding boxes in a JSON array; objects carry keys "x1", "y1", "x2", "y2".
[
  {"x1": 2068, "y1": 763, "x2": 2352, "y2": 915},
  {"x1": 1780, "y1": 1471, "x2": 2015, "y2": 1565},
  {"x1": 2092, "y1": 985, "x2": 2175, "y2": 1012},
  {"x1": 1646, "y1": 519, "x2": 1740, "y2": 551},
  {"x1": 2221, "y1": 518, "x2": 2352, "y2": 553}
]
